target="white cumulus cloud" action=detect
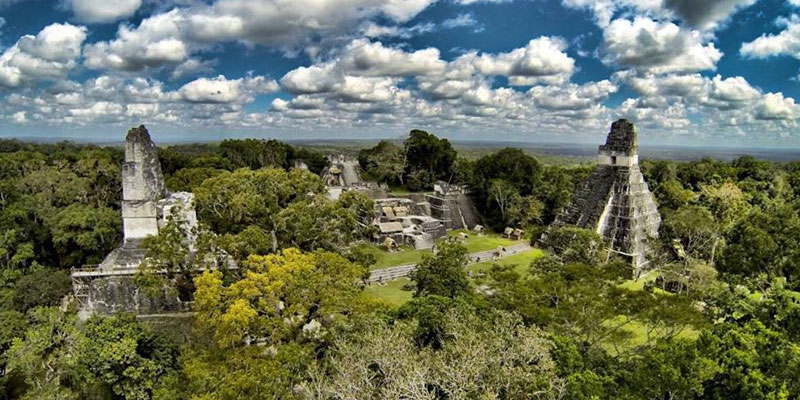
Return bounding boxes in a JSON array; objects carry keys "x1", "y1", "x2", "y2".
[
  {"x1": 0, "y1": 23, "x2": 87, "y2": 87},
  {"x1": 84, "y1": 0, "x2": 437, "y2": 73},
  {"x1": 179, "y1": 75, "x2": 279, "y2": 104},
  {"x1": 661, "y1": 0, "x2": 758, "y2": 30},
  {"x1": 741, "y1": 15, "x2": 800, "y2": 59},
  {"x1": 756, "y1": 92, "x2": 800, "y2": 120},
  {"x1": 562, "y1": 0, "x2": 758, "y2": 30},
  {"x1": 71, "y1": 0, "x2": 141, "y2": 23},
  {"x1": 12, "y1": 111, "x2": 26, "y2": 123},
  {"x1": 602, "y1": 17, "x2": 722, "y2": 74},
  {"x1": 281, "y1": 39, "x2": 445, "y2": 95},
  {"x1": 83, "y1": 9, "x2": 187, "y2": 71}
]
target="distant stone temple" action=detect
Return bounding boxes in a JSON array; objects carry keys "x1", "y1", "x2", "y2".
[
  {"x1": 323, "y1": 154, "x2": 388, "y2": 200},
  {"x1": 547, "y1": 119, "x2": 661, "y2": 275},
  {"x1": 428, "y1": 182, "x2": 481, "y2": 231},
  {"x1": 71, "y1": 126, "x2": 197, "y2": 317}
]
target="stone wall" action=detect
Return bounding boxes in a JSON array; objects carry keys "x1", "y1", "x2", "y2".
[
  {"x1": 75, "y1": 273, "x2": 188, "y2": 319},
  {"x1": 122, "y1": 126, "x2": 166, "y2": 242}
]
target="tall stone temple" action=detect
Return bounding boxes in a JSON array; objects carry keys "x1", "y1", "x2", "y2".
[
  {"x1": 71, "y1": 126, "x2": 197, "y2": 317},
  {"x1": 549, "y1": 119, "x2": 661, "y2": 275}
]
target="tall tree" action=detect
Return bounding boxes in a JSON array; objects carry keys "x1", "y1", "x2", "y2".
[
  {"x1": 357, "y1": 140, "x2": 406, "y2": 185},
  {"x1": 404, "y1": 129, "x2": 457, "y2": 187},
  {"x1": 410, "y1": 240, "x2": 470, "y2": 299},
  {"x1": 193, "y1": 248, "x2": 366, "y2": 348},
  {"x1": 306, "y1": 309, "x2": 563, "y2": 399}
]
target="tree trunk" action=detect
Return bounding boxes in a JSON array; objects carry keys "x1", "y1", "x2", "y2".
[{"x1": 710, "y1": 237, "x2": 718, "y2": 265}]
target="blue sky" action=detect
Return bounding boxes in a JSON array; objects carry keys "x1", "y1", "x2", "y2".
[{"x1": 1, "y1": 0, "x2": 800, "y2": 147}]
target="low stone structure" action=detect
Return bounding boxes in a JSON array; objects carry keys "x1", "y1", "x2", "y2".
[
  {"x1": 72, "y1": 126, "x2": 197, "y2": 317},
  {"x1": 546, "y1": 119, "x2": 661, "y2": 275},
  {"x1": 373, "y1": 198, "x2": 446, "y2": 249}
]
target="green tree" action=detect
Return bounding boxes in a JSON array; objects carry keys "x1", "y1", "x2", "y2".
[
  {"x1": 164, "y1": 167, "x2": 224, "y2": 192},
  {"x1": 306, "y1": 308, "x2": 563, "y2": 399},
  {"x1": 698, "y1": 181, "x2": 750, "y2": 230},
  {"x1": 11, "y1": 268, "x2": 71, "y2": 312},
  {"x1": 275, "y1": 191, "x2": 374, "y2": 252},
  {"x1": 617, "y1": 339, "x2": 718, "y2": 400},
  {"x1": 219, "y1": 138, "x2": 291, "y2": 170},
  {"x1": 0, "y1": 310, "x2": 27, "y2": 398},
  {"x1": 699, "y1": 320, "x2": 800, "y2": 399},
  {"x1": 138, "y1": 205, "x2": 197, "y2": 301},
  {"x1": 507, "y1": 195, "x2": 544, "y2": 228},
  {"x1": 50, "y1": 203, "x2": 121, "y2": 267},
  {"x1": 488, "y1": 179, "x2": 519, "y2": 222},
  {"x1": 718, "y1": 204, "x2": 800, "y2": 286},
  {"x1": 194, "y1": 167, "x2": 325, "y2": 236},
  {"x1": 471, "y1": 148, "x2": 544, "y2": 228},
  {"x1": 169, "y1": 343, "x2": 311, "y2": 400},
  {"x1": 410, "y1": 240, "x2": 470, "y2": 299},
  {"x1": 538, "y1": 165, "x2": 585, "y2": 224},
  {"x1": 542, "y1": 226, "x2": 606, "y2": 265},
  {"x1": 357, "y1": 140, "x2": 406, "y2": 185},
  {"x1": 193, "y1": 248, "x2": 366, "y2": 348},
  {"x1": 6, "y1": 308, "x2": 88, "y2": 400},
  {"x1": 655, "y1": 178, "x2": 695, "y2": 211},
  {"x1": 81, "y1": 314, "x2": 178, "y2": 400},
  {"x1": 404, "y1": 129, "x2": 457, "y2": 186},
  {"x1": 663, "y1": 205, "x2": 721, "y2": 263},
  {"x1": 0, "y1": 229, "x2": 35, "y2": 270}
]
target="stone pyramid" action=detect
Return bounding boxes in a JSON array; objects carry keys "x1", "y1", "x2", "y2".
[{"x1": 550, "y1": 119, "x2": 661, "y2": 274}]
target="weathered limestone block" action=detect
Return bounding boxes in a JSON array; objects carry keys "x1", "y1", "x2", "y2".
[
  {"x1": 158, "y1": 192, "x2": 197, "y2": 227},
  {"x1": 123, "y1": 125, "x2": 165, "y2": 201},
  {"x1": 78, "y1": 274, "x2": 187, "y2": 318},
  {"x1": 122, "y1": 200, "x2": 159, "y2": 240},
  {"x1": 122, "y1": 126, "x2": 165, "y2": 241},
  {"x1": 426, "y1": 183, "x2": 481, "y2": 230}
]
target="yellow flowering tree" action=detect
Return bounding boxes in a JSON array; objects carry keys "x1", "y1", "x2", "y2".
[{"x1": 193, "y1": 248, "x2": 367, "y2": 348}]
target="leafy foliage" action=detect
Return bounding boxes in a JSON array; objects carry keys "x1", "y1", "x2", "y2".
[
  {"x1": 307, "y1": 307, "x2": 563, "y2": 399},
  {"x1": 410, "y1": 240, "x2": 470, "y2": 299},
  {"x1": 3, "y1": 137, "x2": 800, "y2": 400},
  {"x1": 193, "y1": 248, "x2": 367, "y2": 348}
]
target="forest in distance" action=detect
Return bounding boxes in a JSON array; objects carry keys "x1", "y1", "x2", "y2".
[{"x1": 1, "y1": 129, "x2": 800, "y2": 400}]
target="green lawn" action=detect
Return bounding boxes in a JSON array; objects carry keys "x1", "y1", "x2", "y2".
[
  {"x1": 618, "y1": 270, "x2": 660, "y2": 291},
  {"x1": 447, "y1": 230, "x2": 522, "y2": 253},
  {"x1": 359, "y1": 244, "x2": 429, "y2": 270},
  {"x1": 360, "y1": 231, "x2": 524, "y2": 270},
  {"x1": 364, "y1": 278, "x2": 415, "y2": 306},
  {"x1": 363, "y1": 248, "x2": 544, "y2": 307},
  {"x1": 386, "y1": 185, "x2": 420, "y2": 196},
  {"x1": 363, "y1": 245, "x2": 704, "y2": 352},
  {"x1": 467, "y1": 248, "x2": 544, "y2": 274},
  {"x1": 601, "y1": 315, "x2": 700, "y2": 355}
]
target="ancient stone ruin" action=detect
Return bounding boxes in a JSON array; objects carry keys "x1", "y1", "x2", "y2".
[
  {"x1": 374, "y1": 198, "x2": 447, "y2": 249},
  {"x1": 318, "y1": 153, "x2": 481, "y2": 250},
  {"x1": 71, "y1": 126, "x2": 197, "y2": 317},
  {"x1": 368, "y1": 181, "x2": 482, "y2": 250},
  {"x1": 428, "y1": 182, "x2": 481, "y2": 231},
  {"x1": 323, "y1": 154, "x2": 388, "y2": 199},
  {"x1": 547, "y1": 119, "x2": 661, "y2": 275}
]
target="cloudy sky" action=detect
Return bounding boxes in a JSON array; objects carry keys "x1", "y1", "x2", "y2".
[{"x1": 1, "y1": 0, "x2": 800, "y2": 146}]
